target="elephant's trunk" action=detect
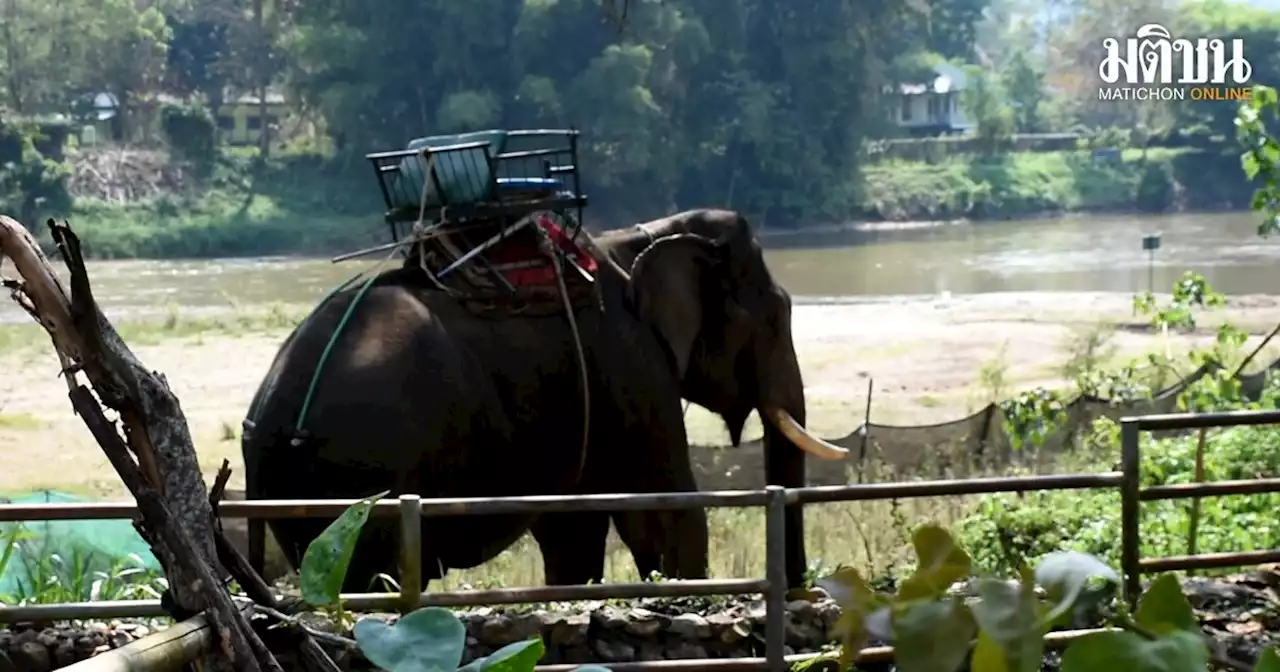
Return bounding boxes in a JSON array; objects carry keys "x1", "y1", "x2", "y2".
[
  {"x1": 761, "y1": 398, "x2": 811, "y2": 590},
  {"x1": 755, "y1": 338, "x2": 842, "y2": 589}
]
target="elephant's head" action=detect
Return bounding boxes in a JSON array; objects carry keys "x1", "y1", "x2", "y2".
[{"x1": 624, "y1": 208, "x2": 847, "y2": 588}]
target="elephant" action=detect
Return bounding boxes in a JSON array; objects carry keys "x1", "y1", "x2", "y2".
[{"x1": 239, "y1": 208, "x2": 846, "y2": 593}]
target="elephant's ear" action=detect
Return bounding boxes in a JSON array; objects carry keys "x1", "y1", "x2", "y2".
[{"x1": 627, "y1": 234, "x2": 719, "y2": 380}]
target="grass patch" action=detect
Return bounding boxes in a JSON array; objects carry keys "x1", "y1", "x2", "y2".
[
  {"x1": 860, "y1": 147, "x2": 1252, "y2": 222},
  {"x1": 914, "y1": 394, "x2": 942, "y2": 407},
  {"x1": 0, "y1": 523, "x2": 169, "y2": 606},
  {"x1": 0, "y1": 413, "x2": 44, "y2": 430},
  {"x1": 434, "y1": 486, "x2": 983, "y2": 591},
  {"x1": 0, "y1": 302, "x2": 308, "y2": 353}
]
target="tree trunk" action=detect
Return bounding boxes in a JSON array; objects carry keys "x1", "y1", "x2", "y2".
[
  {"x1": 0, "y1": 216, "x2": 293, "y2": 672},
  {"x1": 254, "y1": 0, "x2": 270, "y2": 156},
  {"x1": 3, "y1": 0, "x2": 24, "y2": 113}
]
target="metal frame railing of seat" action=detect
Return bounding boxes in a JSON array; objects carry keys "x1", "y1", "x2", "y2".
[{"x1": 360, "y1": 129, "x2": 591, "y2": 289}]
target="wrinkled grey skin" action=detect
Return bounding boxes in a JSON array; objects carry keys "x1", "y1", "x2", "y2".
[{"x1": 240, "y1": 209, "x2": 818, "y2": 591}]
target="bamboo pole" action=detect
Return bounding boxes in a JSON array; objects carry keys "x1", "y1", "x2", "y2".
[{"x1": 59, "y1": 611, "x2": 225, "y2": 672}]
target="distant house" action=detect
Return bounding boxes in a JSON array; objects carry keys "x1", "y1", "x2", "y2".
[
  {"x1": 216, "y1": 91, "x2": 287, "y2": 146},
  {"x1": 76, "y1": 92, "x2": 121, "y2": 147},
  {"x1": 894, "y1": 63, "x2": 974, "y2": 136},
  {"x1": 72, "y1": 89, "x2": 288, "y2": 147}
]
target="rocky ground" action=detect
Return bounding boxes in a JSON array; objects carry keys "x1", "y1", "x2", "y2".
[{"x1": 2, "y1": 573, "x2": 1277, "y2": 671}]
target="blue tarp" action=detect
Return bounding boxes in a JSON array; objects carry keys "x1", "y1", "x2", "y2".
[{"x1": 0, "y1": 491, "x2": 160, "y2": 597}]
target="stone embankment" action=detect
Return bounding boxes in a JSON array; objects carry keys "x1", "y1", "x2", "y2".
[
  {"x1": 0, "y1": 619, "x2": 165, "y2": 671},
  {"x1": 2, "y1": 574, "x2": 1278, "y2": 670}
]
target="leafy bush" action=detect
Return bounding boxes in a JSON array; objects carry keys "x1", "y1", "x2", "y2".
[
  {"x1": 808, "y1": 523, "x2": 1280, "y2": 672},
  {"x1": 0, "y1": 119, "x2": 72, "y2": 225},
  {"x1": 160, "y1": 103, "x2": 218, "y2": 178},
  {"x1": 959, "y1": 373, "x2": 1280, "y2": 577},
  {"x1": 1135, "y1": 159, "x2": 1176, "y2": 212},
  {"x1": 292, "y1": 491, "x2": 607, "y2": 671},
  {"x1": 0, "y1": 522, "x2": 168, "y2": 605},
  {"x1": 956, "y1": 263, "x2": 1280, "y2": 577}
]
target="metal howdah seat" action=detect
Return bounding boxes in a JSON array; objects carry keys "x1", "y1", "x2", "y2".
[{"x1": 363, "y1": 128, "x2": 593, "y2": 291}]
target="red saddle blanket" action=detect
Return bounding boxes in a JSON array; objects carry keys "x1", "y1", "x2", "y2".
[{"x1": 484, "y1": 214, "x2": 599, "y2": 287}]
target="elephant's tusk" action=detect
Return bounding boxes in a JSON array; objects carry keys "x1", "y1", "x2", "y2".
[{"x1": 764, "y1": 408, "x2": 849, "y2": 461}]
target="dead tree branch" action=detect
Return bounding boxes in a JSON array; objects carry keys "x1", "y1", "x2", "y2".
[{"x1": 0, "y1": 216, "x2": 295, "y2": 672}]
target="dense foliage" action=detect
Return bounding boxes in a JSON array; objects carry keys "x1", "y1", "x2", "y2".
[
  {"x1": 810, "y1": 525, "x2": 1280, "y2": 672},
  {"x1": 0, "y1": 121, "x2": 72, "y2": 225},
  {"x1": 2, "y1": 0, "x2": 1278, "y2": 235}
]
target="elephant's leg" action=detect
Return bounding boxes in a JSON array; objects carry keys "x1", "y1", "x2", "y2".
[
  {"x1": 583, "y1": 337, "x2": 710, "y2": 580},
  {"x1": 530, "y1": 511, "x2": 611, "y2": 585},
  {"x1": 612, "y1": 498, "x2": 709, "y2": 581}
]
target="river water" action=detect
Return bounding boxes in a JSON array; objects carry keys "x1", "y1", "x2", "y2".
[{"x1": 4, "y1": 211, "x2": 1277, "y2": 324}]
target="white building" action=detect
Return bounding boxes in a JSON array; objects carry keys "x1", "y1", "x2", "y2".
[{"x1": 894, "y1": 62, "x2": 974, "y2": 136}]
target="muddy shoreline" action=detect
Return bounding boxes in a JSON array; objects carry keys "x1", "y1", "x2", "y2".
[{"x1": 754, "y1": 204, "x2": 1252, "y2": 237}]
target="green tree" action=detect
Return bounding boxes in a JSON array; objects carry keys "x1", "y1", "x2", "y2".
[
  {"x1": 1001, "y1": 48, "x2": 1045, "y2": 133},
  {"x1": 962, "y1": 66, "x2": 1015, "y2": 152}
]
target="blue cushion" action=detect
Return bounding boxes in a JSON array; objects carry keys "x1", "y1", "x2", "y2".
[{"x1": 496, "y1": 177, "x2": 564, "y2": 192}]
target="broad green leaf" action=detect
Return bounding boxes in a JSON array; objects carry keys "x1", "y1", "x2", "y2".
[
  {"x1": 897, "y1": 523, "x2": 973, "y2": 601},
  {"x1": 353, "y1": 607, "x2": 466, "y2": 672},
  {"x1": 1265, "y1": 141, "x2": 1280, "y2": 167},
  {"x1": 1244, "y1": 151, "x2": 1261, "y2": 179},
  {"x1": 970, "y1": 629, "x2": 1009, "y2": 672},
  {"x1": 816, "y1": 567, "x2": 886, "y2": 668},
  {"x1": 457, "y1": 638, "x2": 545, "y2": 671},
  {"x1": 1135, "y1": 574, "x2": 1198, "y2": 636},
  {"x1": 299, "y1": 490, "x2": 389, "y2": 606},
  {"x1": 1060, "y1": 630, "x2": 1208, "y2": 672},
  {"x1": 816, "y1": 566, "x2": 880, "y2": 611},
  {"x1": 864, "y1": 606, "x2": 893, "y2": 641},
  {"x1": 1033, "y1": 551, "x2": 1119, "y2": 627},
  {"x1": 1255, "y1": 647, "x2": 1280, "y2": 672},
  {"x1": 970, "y1": 569, "x2": 1043, "y2": 672},
  {"x1": 1257, "y1": 84, "x2": 1278, "y2": 108},
  {"x1": 892, "y1": 597, "x2": 976, "y2": 672}
]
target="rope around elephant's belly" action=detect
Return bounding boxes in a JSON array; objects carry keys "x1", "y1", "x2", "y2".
[{"x1": 538, "y1": 227, "x2": 591, "y2": 477}]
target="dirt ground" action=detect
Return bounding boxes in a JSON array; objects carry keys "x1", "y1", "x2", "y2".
[{"x1": 3, "y1": 290, "x2": 1280, "y2": 498}]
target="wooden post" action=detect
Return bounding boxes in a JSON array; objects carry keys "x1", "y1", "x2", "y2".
[
  {"x1": 399, "y1": 494, "x2": 423, "y2": 612},
  {"x1": 857, "y1": 378, "x2": 873, "y2": 484},
  {"x1": 1186, "y1": 427, "x2": 1208, "y2": 575}
]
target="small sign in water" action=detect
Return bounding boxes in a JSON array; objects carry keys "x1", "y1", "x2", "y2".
[{"x1": 1143, "y1": 233, "x2": 1163, "y2": 251}]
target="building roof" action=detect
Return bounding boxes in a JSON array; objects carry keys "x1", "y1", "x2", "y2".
[{"x1": 900, "y1": 62, "x2": 969, "y2": 95}]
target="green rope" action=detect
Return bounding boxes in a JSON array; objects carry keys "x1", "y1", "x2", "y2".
[{"x1": 294, "y1": 271, "x2": 380, "y2": 433}]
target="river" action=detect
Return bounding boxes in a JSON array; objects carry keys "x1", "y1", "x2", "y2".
[{"x1": 4, "y1": 211, "x2": 1277, "y2": 324}]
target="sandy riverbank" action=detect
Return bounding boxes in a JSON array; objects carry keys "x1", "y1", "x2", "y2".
[{"x1": 1, "y1": 290, "x2": 1278, "y2": 498}]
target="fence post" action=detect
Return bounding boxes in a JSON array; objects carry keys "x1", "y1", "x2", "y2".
[
  {"x1": 399, "y1": 494, "x2": 423, "y2": 613},
  {"x1": 1120, "y1": 420, "x2": 1141, "y2": 607},
  {"x1": 764, "y1": 485, "x2": 787, "y2": 672}
]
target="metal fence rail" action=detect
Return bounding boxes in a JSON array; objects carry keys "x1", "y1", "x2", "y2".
[
  {"x1": 2, "y1": 409, "x2": 1280, "y2": 671},
  {"x1": 1120, "y1": 409, "x2": 1280, "y2": 602}
]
